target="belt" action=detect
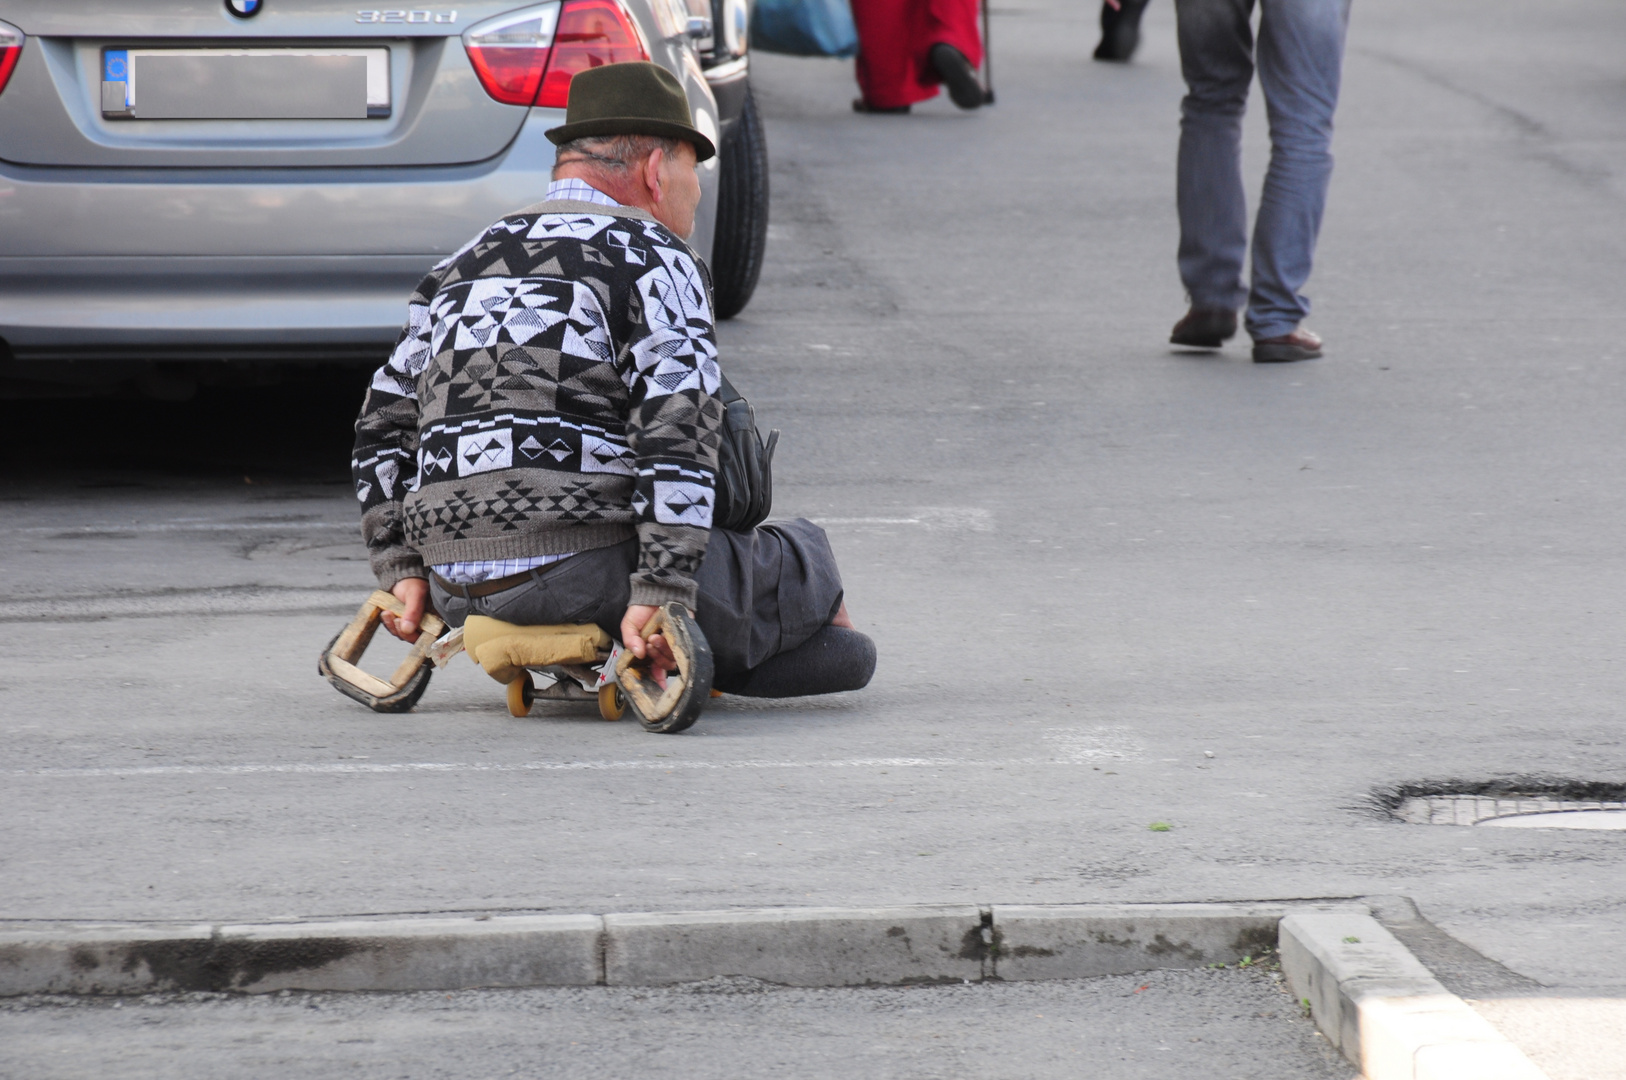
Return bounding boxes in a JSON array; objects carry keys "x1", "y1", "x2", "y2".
[{"x1": 430, "y1": 568, "x2": 540, "y2": 600}]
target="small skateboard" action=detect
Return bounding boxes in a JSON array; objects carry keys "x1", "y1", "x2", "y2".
[
  {"x1": 319, "y1": 593, "x2": 712, "y2": 732},
  {"x1": 501, "y1": 639, "x2": 628, "y2": 723}
]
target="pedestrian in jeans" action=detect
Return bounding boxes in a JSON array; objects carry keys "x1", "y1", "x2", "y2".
[{"x1": 1167, "y1": 0, "x2": 1352, "y2": 362}]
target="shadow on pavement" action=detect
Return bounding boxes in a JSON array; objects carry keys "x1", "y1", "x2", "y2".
[{"x1": 0, "y1": 366, "x2": 371, "y2": 485}]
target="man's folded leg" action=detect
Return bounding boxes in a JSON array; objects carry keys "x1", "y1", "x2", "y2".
[
  {"x1": 713, "y1": 625, "x2": 877, "y2": 698},
  {"x1": 695, "y1": 518, "x2": 876, "y2": 697}
]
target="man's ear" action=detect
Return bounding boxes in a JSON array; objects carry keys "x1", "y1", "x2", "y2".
[{"x1": 643, "y1": 147, "x2": 666, "y2": 207}]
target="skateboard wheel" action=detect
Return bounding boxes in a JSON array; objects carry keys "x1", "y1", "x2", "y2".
[
  {"x1": 506, "y1": 672, "x2": 534, "y2": 717},
  {"x1": 597, "y1": 683, "x2": 625, "y2": 721}
]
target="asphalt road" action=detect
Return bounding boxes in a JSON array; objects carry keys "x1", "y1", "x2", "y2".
[
  {"x1": 3, "y1": 0, "x2": 1625, "y2": 1070},
  {"x1": 0, "y1": 967, "x2": 1351, "y2": 1080}
]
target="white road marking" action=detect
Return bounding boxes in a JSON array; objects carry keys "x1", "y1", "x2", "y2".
[
  {"x1": 1043, "y1": 727, "x2": 1144, "y2": 762},
  {"x1": 13, "y1": 508, "x2": 992, "y2": 537},
  {"x1": 15, "y1": 751, "x2": 1135, "y2": 780},
  {"x1": 8, "y1": 521, "x2": 354, "y2": 535},
  {"x1": 810, "y1": 508, "x2": 994, "y2": 532},
  {"x1": 1, "y1": 586, "x2": 360, "y2": 622}
]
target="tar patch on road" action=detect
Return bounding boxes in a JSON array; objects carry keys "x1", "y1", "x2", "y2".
[{"x1": 115, "y1": 937, "x2": 370, "y2": 994}]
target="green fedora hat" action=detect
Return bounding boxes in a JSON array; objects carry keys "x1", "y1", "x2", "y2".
[{"x1": 545, "y1": 62, "x2": 715, "y2": 162}]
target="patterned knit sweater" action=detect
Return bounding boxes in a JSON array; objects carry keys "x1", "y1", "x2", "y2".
[{"x1": 351, "y1": 197, "x2": 724, "y2": 609}]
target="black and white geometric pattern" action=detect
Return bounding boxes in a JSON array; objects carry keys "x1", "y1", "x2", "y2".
[
  {"x1": 526, "y1": 213, "x2": 616, "y2": 242},
  {"x1": 605, "y1": 229, "x2": 648, "y2": 266},
  {"x1": 352, "y1": 181, "x2": 722, "y2": 604},
  {"x1": 416, "y1": 414, "x2": 635, "y2": 482},
  {"x1": 352, "y1": 446, "x2": 412, "y2": 505},
  {"x1": 631, "y1": 246, "x2": 721, "y2": 402},
  {"x1": 632, "y1": 462, "x2": 715, "y2": 529},
  {"x1": 455, "y1": 427, "x2": 512, "y2": 476}
]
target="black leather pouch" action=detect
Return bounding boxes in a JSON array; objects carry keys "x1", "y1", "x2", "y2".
[{"x1": 711, "y1": 372, "x2": 779, "y2": 533}]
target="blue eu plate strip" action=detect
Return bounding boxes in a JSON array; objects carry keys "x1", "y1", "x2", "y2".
[{"x1": 103, "y1": 49, "x2": 131, "y2": 106}]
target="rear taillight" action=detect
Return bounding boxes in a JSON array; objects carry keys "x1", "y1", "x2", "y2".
[
  {"x1": 0, "y1": 21, "x2": 24, "y2": 98},
  {"x1": 463, "y1": 0, "x2": 648, "y2": 110},
  {"x1": 462, "y1": 3, "x2": 561, "y2": 106},
  {"x1": 535, "y1": 0, "x2": 649, "y2": 108}
]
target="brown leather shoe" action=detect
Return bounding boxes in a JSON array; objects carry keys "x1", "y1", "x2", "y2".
[
  {"x1": 1169, "y1": 306, "x2": 1238, "y2": 349},
  {"x1": 1252, "y1": 327, "x2": 1323, "y2": 363}
]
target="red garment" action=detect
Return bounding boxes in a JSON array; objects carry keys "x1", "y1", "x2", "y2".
[{"x1": 850, "y1": 0, "x2": 984, "y2": 110}]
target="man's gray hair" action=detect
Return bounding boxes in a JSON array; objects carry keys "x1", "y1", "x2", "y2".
[{"x1": 552, "y1": 134, "x2": 681, "y2": 178}]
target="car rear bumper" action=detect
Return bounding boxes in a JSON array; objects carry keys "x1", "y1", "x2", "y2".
[
  {"x1": 0, "y1": 255, "x2": 424, "y2": 361},
  {"x1": 0, "y1": 106, "x2": 721, "y2": 365}
]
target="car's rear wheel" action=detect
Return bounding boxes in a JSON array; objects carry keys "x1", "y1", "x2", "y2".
[{"x1": 711, "y1": 83, "x2": 768, "y2": 321}]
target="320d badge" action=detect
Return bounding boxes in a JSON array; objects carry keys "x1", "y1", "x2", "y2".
[{"x1": 355, "y1": 9, "x2": 459, "y2": 22}]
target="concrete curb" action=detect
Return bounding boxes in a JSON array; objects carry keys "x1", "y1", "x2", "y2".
[
  {"x1": 991, "y1": 903, "x2": 1285, "y2": 982},
  {"x1": 604, "y1": 906, "x2": 987, "y2": 986},
  {"x1": 7, "y1": 900, "x2": 1559, "y2": 1077},
  {"x1": 0, "y1": 902, "x2": 1302, "y2": 996},
  {"x1": 1280, "y1": 911, "x2": 1550, "y2": 1080},
  {"x1": 7, "y1": 894, "x2": 1543, "y2": 1080},
  {"x1": 0, "y1": 916, "x2": 602, "y2": 996}
]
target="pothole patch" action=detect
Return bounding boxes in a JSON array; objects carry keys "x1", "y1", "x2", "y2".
[{"x1": 1376, "y1": 780, "x2": 1626, "y2": 830}]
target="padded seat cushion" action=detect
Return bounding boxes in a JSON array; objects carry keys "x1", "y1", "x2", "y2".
[{"x1": 462, "y1": 615, "x2": 613, "y2": 684}]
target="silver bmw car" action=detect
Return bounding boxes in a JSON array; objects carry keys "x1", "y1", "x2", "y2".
[{"x1": 0, "y1": 0, "x2": 766, "y2": 399}]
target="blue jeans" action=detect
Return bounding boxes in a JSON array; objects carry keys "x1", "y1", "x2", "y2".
[{"x1": 1174, "y1": 0, "x2": 1351, "y2": 340}]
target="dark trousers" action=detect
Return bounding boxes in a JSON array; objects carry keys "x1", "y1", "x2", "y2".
[{"x1": 429, "y1": 519, "x2": 848, "y2": 683}]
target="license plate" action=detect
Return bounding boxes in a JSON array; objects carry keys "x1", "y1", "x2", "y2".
[{"x1": 102, "y1": 48, "x2": 390, "y2": 120}]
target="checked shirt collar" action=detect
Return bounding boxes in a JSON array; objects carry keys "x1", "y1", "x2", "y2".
[{"x1": 544, "y1": 178, "x2": 623, "y2": 208}]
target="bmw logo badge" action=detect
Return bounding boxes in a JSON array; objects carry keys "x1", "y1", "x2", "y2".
[{"x1": 226, "y1": 0, "x2": 263, "y2": 17}]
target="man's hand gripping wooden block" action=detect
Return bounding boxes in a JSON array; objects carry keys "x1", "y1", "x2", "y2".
[{"x1": 318, "y1": 590, "x2": 453, "y2": 713}]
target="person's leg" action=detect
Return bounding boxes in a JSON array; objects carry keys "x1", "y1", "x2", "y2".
[
  {"x1": 1246, "y1": 0, "x2": 1351, "y2": 342},
  {"x1": 714, "y1": 625, "x2": 877, "y2": 698},
  {"x1": 922, "y1": 0, "x2": 982, "y2": 68},
  {"x1": 1174, "y1": 0, "x2": 1255, "y2": 314},
  {"x1": 851, "y1": 0, "x2": 930, "y2": 110},
  {"x1": 427, "y1": 579, "x2": 471, "y2": 629},
  {"x1": 921, "y1": 0, "x2": 984, "y2": 109},
  {"x1": 694, "y1": 519, "x2": 875, "y2": 697},
  {"x1": 1095, "y1": 0, "x2": 1152, "y2": 63}
]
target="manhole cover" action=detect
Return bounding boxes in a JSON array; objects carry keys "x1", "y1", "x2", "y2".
[{"x1": 1395, "y1": 794, "x2": 1626, "y2": 829}]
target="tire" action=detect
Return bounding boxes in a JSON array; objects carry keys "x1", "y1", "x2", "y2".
[{"x1": 711, "y1": 83, "x2": 769, "y2": 321}]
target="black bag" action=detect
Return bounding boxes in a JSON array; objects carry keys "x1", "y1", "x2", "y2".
[{"x1": 711, "y1": 373, "x2": 779, "y2": 533}]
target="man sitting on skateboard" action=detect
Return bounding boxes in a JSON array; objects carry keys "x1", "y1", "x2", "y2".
[{"x1": 351, "y1": 62, "x2": 875, "y2": 709}]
